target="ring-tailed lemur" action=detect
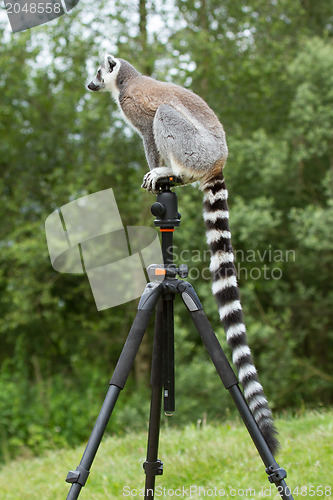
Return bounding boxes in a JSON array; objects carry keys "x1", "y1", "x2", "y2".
[{"x1": 88, "y1": 55, "x2": 279, "y2": 455}]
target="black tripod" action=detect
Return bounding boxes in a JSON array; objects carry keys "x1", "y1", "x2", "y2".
[{"x1": 65, "y1": 177, "x2": 294, "y2": 500}]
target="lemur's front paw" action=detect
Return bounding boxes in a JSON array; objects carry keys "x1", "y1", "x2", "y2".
[
  {"x1": 141, "y1": 171, "x2": 156, "y2": 193},
  {"x1": 141, "y1": 168, "x2": 173, "y2": 193}
]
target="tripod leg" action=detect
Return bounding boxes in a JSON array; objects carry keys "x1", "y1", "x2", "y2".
[
  {"x1": 178, "y1": 282, "x2": 294, "y2": 500},
  {"x1": 66, "y1": 283, "x2": 162, "y2": 500},
  {"x1": 65, "y1": 385, "x2": 120, "y2": 500},
  {"x1": 162, "y1": 293, "x2": 175, "y2": 414},
  {"x1": 143, "y1": 299, "x2": 164, "y2": 499}
]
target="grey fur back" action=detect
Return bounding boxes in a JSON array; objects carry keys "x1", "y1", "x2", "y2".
[{"x1": 154, "y1": 104, "x2": 227, "y2": 177}]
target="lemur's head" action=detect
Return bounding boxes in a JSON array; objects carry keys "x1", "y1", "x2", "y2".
[{"x1": 87, "y1": 55, "x2": 121, "y2": 93}]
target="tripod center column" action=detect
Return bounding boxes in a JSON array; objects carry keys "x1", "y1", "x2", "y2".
[{"x1": 151, "y1": 183, "x2": 181, "y2": 415}]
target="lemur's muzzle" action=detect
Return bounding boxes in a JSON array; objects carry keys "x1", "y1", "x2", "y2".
[{"x1": 87, "y1": 81, "x2": 101, "y2": 91}]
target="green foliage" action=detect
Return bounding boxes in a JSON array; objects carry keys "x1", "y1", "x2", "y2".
[
  {"x1": 0, "y1": 0, "x2": 333, "y2": 462},
  {"x1": 0, "y1": 373, "x2": 97, "y2": 459}
]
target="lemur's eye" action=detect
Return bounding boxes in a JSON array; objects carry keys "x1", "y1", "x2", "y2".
[{"x1": 97, "y1": 70, "x2": 101, "y2": 80}]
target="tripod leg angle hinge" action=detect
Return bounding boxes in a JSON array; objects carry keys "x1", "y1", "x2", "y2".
[
  {"x1": 177, "y1": 281, "x2": 203, "y2": 311},
  {"x1": 66, "y1": 465, "x2": 90, "y2": 487},
  {"x1": 143, "y1": 459, "x2": 164, "y2": 476},
  {"x1": 266, "y1": 463, "x2": 287, "y2": 484}
]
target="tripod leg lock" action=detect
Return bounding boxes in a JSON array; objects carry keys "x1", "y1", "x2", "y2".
[
  {"x1": 177, "y1": 281, "x2": 203, "y2": 311},
  {"x1": 266, "y1": 463, "x2": 287, "y2": 484},
  {"x1": 66, "y1": 465, "x2": 90, "y2": 487},
  {"x1": 143, "y1": 459, "x2": 164, "y2": 476}
]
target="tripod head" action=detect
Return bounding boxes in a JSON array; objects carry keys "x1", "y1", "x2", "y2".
[
  {"x1": 151, "y1": 176, "x2": 182, "y2": 229},
  {"x1": 150, "y1": 175, "x2": 187, "y2": 276}
]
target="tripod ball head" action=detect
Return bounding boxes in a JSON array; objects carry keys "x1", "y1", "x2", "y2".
[
  {"x1": 151, "y1": 193, "x2": 181, "y2": 228},
  {"x1": 151, "y1": 183, "x2": 181, "y2": 229}
]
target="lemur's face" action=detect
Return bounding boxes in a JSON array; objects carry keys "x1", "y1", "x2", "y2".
[{"x1": 87, "y1": 55, "x2": 120, "y2": 93}]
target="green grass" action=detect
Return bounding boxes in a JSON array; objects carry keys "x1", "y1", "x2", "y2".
[{"x1": 0, "y1": 410, "x2": 332, "y2": 499}]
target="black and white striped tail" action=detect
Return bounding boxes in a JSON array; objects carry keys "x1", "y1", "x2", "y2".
[{"x1": 201, "y1": 173, "x2": 279, "y2": 455}]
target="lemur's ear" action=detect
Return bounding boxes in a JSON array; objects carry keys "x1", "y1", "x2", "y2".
[{"x1": 106, "y1": 55, "x2": 117, "y2": 73}]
